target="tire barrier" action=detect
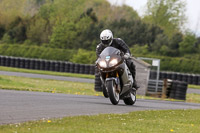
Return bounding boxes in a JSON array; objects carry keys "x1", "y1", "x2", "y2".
[
  {"x1": 94, "y1": 67, "x2": 102, "y2": 92},
  {"x1": 55, "y1": 62, "x2": 60, "y2": 72},
  {"x1": 20, "y1": 58, "x2": 25, "y2": 69},
  {"x1": 89, "y1": 64, "x2": 95, "y2": 75},
  {"x1": 198, "y1": 75, "x2": 200, "y2": 85},
  {"x1": 149, "y1": 70, "x2": 200, "y2": 85},
  {"x1": 74, "y1": 63, "x2": 80, "y2": 73},
  {"x1": 94, "y1": 74, "x2": 102, "y2": 92},
  {"x1": 45, "y1": 60, "x2": 50, "y2": 71},
  {"x1": 182, "y1": 74, "x2": 188, "y2": 83},
  {"x1": 192, "y1": 75, "x2": 198, "y2": 85},
  {"x1": 10, "y1": 57, "x2": 15, "y2": 67},
  {"x1": 176, "y1": 73, "x2": 182, "y2": 81},
  {"x1": 79, "y1": 64, "x2": 85, "y2": 74},
  {"x1": 49, "y1": 61, "x2": 54, "y2": 71},
  {"x1": 0, "y1": 56, "x2": 6, "y2": 66},
  {"x1": 30, "y1": 59, "x2": 35, "y2": 69},
  {"x1": 166, "y1": 72, "x2": 172, "y2": 79},
  {"x1": 0, "y1": 56, "x2": 2, "y2": 66},
  {"x1": 84, "y1": 64, "x2": 90, "y2": 74},
  {"x1": 187, "y1": 75, "x2": 193, "y2": 84},
  {"x1": 169, "y1": 80, "x2": 176, "y2": 99},
  {"x1": 15, "y1": 58, "x2": 21, "y2": 68},
  {"x1": 69, "y1": 63, "x2": 75, "y2": 73},
  {"x1": 171, "y1": 72, "x2": 177, "y2": 80},
  {"x1": 169, "y1": 80, "x2": 188, "y2": 100},
  {"x1": 59, "y1": 62, "x2": 65, "y2": 72},
  {"x1": 39, "y1": 60, "x2": 45, "y2": 70},
  {"x1": 5, "y1": 56, "x2": 11, "y2": 67},
  {"x1": 0, "y1": 55, "x2": 96, "y2": 74},
  {"x1": 34, "y1": 59, "x2": 40, "y2": 70},
  {"x1": 25, "y1": 59, "x2": 30, "y2": 69},
  {"x1": 64, "y1": 62, "x2": 70, "y2": 72},
  {"x1": 148, "y1": 79, "x2": 188, "y2": 100},
  {"x1": 0, "y1": 55, "x2": 199, "y2": 80},
  {"x1": 149, "y1": 70, "x2": 157, "y2": 79},
  {"x1": 159, "y1": 71, "x2": 167, "y2": 80}
]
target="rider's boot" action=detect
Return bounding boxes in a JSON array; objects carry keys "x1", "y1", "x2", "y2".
[{"x1": 132, "y1": 76, "x2": 139, "y2": 90}]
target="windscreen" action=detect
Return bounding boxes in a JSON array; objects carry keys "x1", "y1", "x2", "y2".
[{"x1": 100, "y1": 47, "x2": 120, "y2": 57}]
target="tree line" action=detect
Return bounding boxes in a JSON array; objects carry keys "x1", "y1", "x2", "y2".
[{"x1": 0, "y1": 0, "x2": 199, "y2": 73}]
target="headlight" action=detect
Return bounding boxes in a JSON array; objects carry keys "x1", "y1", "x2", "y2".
[
  {"x1": 99, "y1": 60, "x2": 107, "y2": 68},
  {"x1": 109, "y1": 59, "x2": 118, "y2": 67}
]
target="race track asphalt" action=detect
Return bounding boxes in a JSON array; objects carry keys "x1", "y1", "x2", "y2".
[
  {"x1": 1, "y1": 89, "x2": 200, "y2": 125},
  {"x1": 0, "y1": 70, "x2": 200, "y2": 125}
]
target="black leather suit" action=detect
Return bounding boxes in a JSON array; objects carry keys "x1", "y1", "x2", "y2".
[{"x1": 96, "y1": 38, "x2": 136, "y2": 79}]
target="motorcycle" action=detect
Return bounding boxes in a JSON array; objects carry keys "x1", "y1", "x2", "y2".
[{"x1": 96, "y1": 46, "x2": 136, "y2": 105}]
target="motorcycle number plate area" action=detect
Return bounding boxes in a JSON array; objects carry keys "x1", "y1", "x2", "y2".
[{"x1": 106, "y1": 56, "x2": 110, "y2": 61}]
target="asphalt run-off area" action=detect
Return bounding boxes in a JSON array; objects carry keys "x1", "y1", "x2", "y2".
[{"x1": 1, "y1": 89, "x2": 200, "y2": 125}]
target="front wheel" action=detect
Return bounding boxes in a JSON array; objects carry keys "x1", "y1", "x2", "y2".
[
  {"x1": 107, "y1": 80, "x2": 119, "y2": 105},
  {"x1": 123, "y1": 91, "x2": 136, "y2": 105},
  {"x1": 102, "y1": 85, "x2": 108, "y2": 98}
]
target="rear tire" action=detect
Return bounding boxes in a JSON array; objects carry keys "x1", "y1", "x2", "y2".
[
  {"x1": 123, "y1": 91, "x2": 136, "y2": 105},
  {"x1": 107, "y1": 80, "x2": 119, "y2": 105}
]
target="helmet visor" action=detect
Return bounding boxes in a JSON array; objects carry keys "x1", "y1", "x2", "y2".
[{"x1": 101, "y1": 38, "x2": 112, "y2": 45}]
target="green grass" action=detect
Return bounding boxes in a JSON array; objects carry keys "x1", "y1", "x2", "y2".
[
  {"x1": 187, "y1": 93, "x2": 200, "y2": 103},
  {"x1": 0, "y1": 66, "x2": 95, "y2": 79},
  {"x1": 0, "y1": 109, "x2": 200, "y2": 133},
  {"x1": 188, "y1": 84, "x2": 200, "y2": 90},
  {"x1": 0, "y1": 75, "x2": 99, "y2": 96}
]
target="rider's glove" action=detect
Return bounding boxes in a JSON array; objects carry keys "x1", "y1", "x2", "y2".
[{"x1": 124, "y1": 53, "x2": 131, "y2": 59}]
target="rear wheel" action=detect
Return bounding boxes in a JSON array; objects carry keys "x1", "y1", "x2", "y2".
[
  {"x1": 123, "y1": 91, "x2": 136, "y2": 105},
  {"x1": 107, "y1": 80, "x2": 119, "y2": 105}
]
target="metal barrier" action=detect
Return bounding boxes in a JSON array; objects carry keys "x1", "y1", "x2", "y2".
[{"x1": 147, "y1": 79, "x2": 163, "y2": 93}]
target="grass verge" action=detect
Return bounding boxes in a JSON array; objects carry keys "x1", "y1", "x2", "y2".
[
  {"x1": 0, "y1": 66, "x2": 95, "y2": 79},
  {"x1": 0, "y1": 75, "x2": 99, "y2": 96},
  {"x1": 188, "y1": 84, "x2": 200, "y2": 90},
  {"x1": 0, "y1": 109, "x2": 200, "y2": 133},
  {"x1": 186, "y1": 93, "x2": 200, "y2": 103}
]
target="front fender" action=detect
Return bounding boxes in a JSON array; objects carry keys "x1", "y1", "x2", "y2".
[{"x1": 106, "y1": 77, "x2": 119, "y2": 86}]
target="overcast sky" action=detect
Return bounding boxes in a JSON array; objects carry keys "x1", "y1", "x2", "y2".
[{"x1": 107, "y1": 0, "x2": 200, "y2": 36}]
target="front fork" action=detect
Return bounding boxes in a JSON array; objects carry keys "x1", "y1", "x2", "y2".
[{"x1": 102, "y1": 72, "x2": 121, "y2": 93}]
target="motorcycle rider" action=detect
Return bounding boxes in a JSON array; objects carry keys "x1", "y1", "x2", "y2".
[{"x1": 96, "y1": 29, "x2": 139, "y2": 89}]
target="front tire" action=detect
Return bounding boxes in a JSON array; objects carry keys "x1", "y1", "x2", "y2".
[
  {"x1": 123, "y1": 91, "x2": 136, "y2": 105},
  {"x1": 107, "y1": 80, "x2": 119, "y2": 105},
  {"x1": 102, "y1": 85, "x2": 108, "y2": 98}
]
